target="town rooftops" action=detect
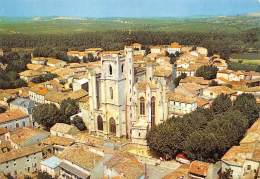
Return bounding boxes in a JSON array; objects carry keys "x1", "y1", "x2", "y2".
[
  {"x1": 10, "y1": 97, "x2": 35, "y2": 111},
  {"x1": 0, "y1": 127, "x2": 8, "y2": 135},
  {"x1": 30, "y1": 86, "x2": 49, "y2": 96},
  {"x1": 167, "y1": 91, "x2": 196, "y2": 104},
  {"x1": 105, "y1": 151, "x2": 144, "y2": 179},
  {"x1": 180, "y1": 76, "x2": 210, "y2": 86},
  {"x1": 42, "y1": 136, "x2": 75, "y2": 147},
  {"x1": 41, "y1": 156, "x2": 61, "y2": 169},
  {"x1": 221, "y1": 145, "x2": 254, "y2": 166},
  {"x1": 59, "y1": 161, "x2": 90, "y2": 178},
  {"x1": 51, "y1": 123, "x2": 79, "y2": 135},
  {"x1": 0, "y1": 109, "x2": 28, "y2": 124},
  {"x1": 0, "y1": 144, "x2": 44, "y2": 164},
  {"x1": 170, "y1": 42, "x2": 182, "y2": 48},
  {"x1": 9, "y1": 127, "x2": 49, "y2": 145},
  {"x1": 19, "y1": 70, "x2": 44, "y2": 77},
  {"x1": 47, "y1": 58, "x2": 66, "y2": 65},
  {"x1": 189, "y1": 161, "x2": 209, "y2": 177},
  {"x1": 154, "y1": 66, "x2": 172, "y2": 77},
  {"x1": 58, "y1": 144, "x2": 103, "y2": 171},
  {"x1": 45, "y1": 91, "x2": 67, "y2": 104},
  {"x1": 85, "y1": 48, "x2": 103, "y2": 52},
  {"x1": 163, "y1": 164, "x2": 189, "y2": 179},
  {"x1": 205, "y1": 86, "x2": 236, "y2": 95}
]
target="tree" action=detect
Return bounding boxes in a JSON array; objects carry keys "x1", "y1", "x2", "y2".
[
  {"x1": 211, "y1": 94, "x2": 232, "y2": 114},
  {"x1": 0, "y1": 106, "x2": 6, "y2": 113},
  {"x1": 209, "y1": 80, "x2": 218, "y2": 86},
  {"x1": 33, "y1": 104, "x2": 59, "y2": 130},
  {"x1": 60, "y1": 98, "x2": 79, "y2": 117},
  {"x1": 195, "y1": 65, "x2": 218, "y2": 80},
  {"x1": 220, "y1": 168, "x2": 233, "y2": 179},
  {"x1": 174, "y1": 73, "x2": 187, "y2": 87},
  {"x1": 36, "y1": 171, "x2": 53, "y2": 179},
  {"x1": 233, "y1": 93, "x2": 259, "y2": 126},
  {"x1": 72, "y1": 115, "x2": 86, "y2": 131}
]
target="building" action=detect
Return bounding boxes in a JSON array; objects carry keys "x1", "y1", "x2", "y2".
[
  {"x1": 41, "y1": 136, "x2": 75, "y2": 154},
  {"x1": 19, "y1": 70, "x2": 46, "y2": 82},
  {"x1": 0, "y1": 109, "x2": 30, "y2": 131},
  {"x1": 0, "y1": 145, "x2": 45, "y2": 177},
  {"x1": 29, "y1": 87, "x2": 49, "y2": 104},
  {"x1": 5, "y1": 127, "x2": 49, "y2": 149},
  {"x1": 163, "y1": 164, "x2": 190, "y2": 179},
  {"x1": 72, "y1": 78, "x2": 89, "y2": 92},
  {"x1": 50, "y1": 123, "x2": 79, "y2": 139},
  {"x1": 167, "y1": 92, "x2": 197, "y2": 117},
  {"x1": 31, "y1": 57, "x2": 47, "y2": 65},
  {"x1": 104, "y1": 152, "x2": 145, "y2": 179},
  {"x1": 40, "y1": 156, "x2": 61, "y2": 178},
  {"x1": 189, "y1": 161, "x2": 211, "y2": 179},
  {"x1": 9, "y1": 97, "x2": 35, "y2": 115},
  {"x1": 202, "y1": 86, "x2": 236, "y2": 100},
  {"x1": 167, "y1": 42, "x2": 182, "y2": 54},
  {"x1": 46, "y1": 58, "x2": 67, "y2": 68},
  {"x1": 58, "y1": 144, "x2": 103, "y2": 179}
]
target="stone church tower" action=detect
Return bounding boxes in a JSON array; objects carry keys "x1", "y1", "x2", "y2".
[{"x1": 100, "y1": 52, "x2": 126, "y2": 137}]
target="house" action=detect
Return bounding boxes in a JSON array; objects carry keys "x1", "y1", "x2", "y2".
[
  {"x1": 58, "y1": 144, "x2": 103, "y2": 179},
  {"x1": 163, "y1": 164, "x2": 190, "y2": 179},
  {"x1": 5, "y1": 127, "x2": 49, "y2": 149},
  {"x1": 46, "y1": 58, "x2": 66, "y2": 68},
  {"x1": 0, "y1": 140, "x2": 12, "y2": 154},
  {"x1": 44, "y1": 91, "x2": 67, "y2": 107},
  {"x1": 189, "y1": 161, "x2": 211, "y2": 179},
  {"x1": 196, "y1": 47, "x2": 208, "y2": 56},
  {"x1": 29, "y1": 86, "x2": 49, "y2": 104},
  {"x1": 167, "y1": 92, "x2": 197, "y2": 117},
  {"x1": 0, "y1": 109, "x2": 30, "y2": 131},
  {"x1": 41, "y1": 136, "x2": 74, "y2": 154},
  {"x1": 104, "y1": 151, "x2": 145, "y2": 179},
  {"x1": 0, "y1": 90, "x2": 18, "y2": 107},
  {"x1": 179, "y1": 76, "x2": 210, "y2": 86},
  {"x1": 19, "y1": 70, "x2": 46, "y2": 82},
  {"x1": 9, "y1": 97, "x2": 35, "y2": 115},
  {"x1": 167, "y1": 42, "x2": 182, "y2": 54},
  {"x1": 85, "y1": 48, "x2": 103, "y2": 58},
  {"x1": 72, "y1": 78, "x2": 89, "y2": 92},
  {"x1": 31, "y1": 57, "x2": 47, "y2": 65},
  {"x1": 40, "y1": 156, "x2": 61, "y2": 178},
  {"x1": 221, "y1": 119, "x2": 260, "y2": 179},
  {"x1": 0, "y1": 145, "x2": 45, "y2": 177},
  {"x1": 150, "y1": 45, "x2": 163, "y2": 54},
  {"x1": 50, "y1": 123, "x2": 79, "y2": 139},
  {"x1": 202, "y1": 86, "x2": 236, "y2": 100}
]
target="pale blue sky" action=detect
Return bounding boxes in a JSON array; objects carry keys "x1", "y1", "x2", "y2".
[{"x1": 1, "y1": 0, "x2": 260, "y2": 17}]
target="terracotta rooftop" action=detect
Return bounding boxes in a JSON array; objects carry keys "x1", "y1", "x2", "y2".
[
  {"x1": 30, "y1": 86, "x2": 49, "y2": 96},
  {"x1": 51, "y1": 123, "x2": 79, "y2": 135},
  {"x1": 10, "y1": 127, "x2": 49, "y2": 145},
  {"x1": 42, "y1": 136, "x2": 74, "y2": 147},
  {"x1": 105, "y1": 152, "x2": 144, "y2": 179},
  {"x1": 58, "y1": 144, "x2": 103, "y2": 171},
  {"x1": 136, "y1": 81, "x2": 158, "y2": 91},
  {"x1": 0, "y1": 144, "x2": 44, "y2": 164},
  {"x1": 163, "y1": 164, "x2": 189, "y2": 179},
  {"x1": 205, "y1": 86, "x2": 235, "y2": 95},
  {"x1": 47, "y1": 58, "x2": 66, "y2": 65},
  {"x1": 167, "y1": 91, "x2": 196, "y2": 104},
  {"x1": 170, "y1": 42, "x2": 182, "y2": 48},
  {"x1": 180, "y1": 76, "x2": 209, "y2": 85},
  {"x1": 189, "y1": 161, "x2": 209, "y2": 177},
  {"x1": 0, "y1": 109, "x2": 28, "y2": 124},
  {"x1": 19, "y1": 70, "x2": 44, "y2": 77},
  {"x1": 154, "y1": 66, "x2": 172, "y2": 77},
  {"x1": 0, "y1": 127, "x2": 8, "y2": 135}
]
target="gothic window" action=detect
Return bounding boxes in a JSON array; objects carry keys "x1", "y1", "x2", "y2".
[
  {"x1": 97, "y1": 115, "x2": 103, "y2": 131},
  {"x1": 109, "y1": 64, "x2": 113, "y2": 75},
  {"x1": 121, "y1": 64, "x2": 124, "y2": 73},
  {"x1": 151, "y1": 97, "x2": 156, "y2": 127},
  {"x1": 110, "y1": 87, "x2": 113, "y2": 99},
  {"x1": 109, "y1": 118, "x2": 116, "y2": 134},
  {"x1": 140, "y1": 97, "x2": 145, "y2": 115}
]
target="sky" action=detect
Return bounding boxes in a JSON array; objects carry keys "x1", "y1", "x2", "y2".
[{"x1": 1, "y1": 0, "x2": 260, "y2": 18}]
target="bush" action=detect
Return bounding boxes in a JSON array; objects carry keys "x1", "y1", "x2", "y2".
[{"x1": 72, "y1": 115, "x2": 87, "y2": 131}]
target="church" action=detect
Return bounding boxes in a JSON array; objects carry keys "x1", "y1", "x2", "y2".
[{"x1": 79, "y1": 44, "x2": 198, "y2": 145}]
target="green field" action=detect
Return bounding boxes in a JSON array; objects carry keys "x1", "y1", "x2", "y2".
[
  {"x1": 230, "y1": 53, "x2": 260, "y2": 65},
  {"x1": 0, "y1": 16, "x2": 260, "y2": 34}
]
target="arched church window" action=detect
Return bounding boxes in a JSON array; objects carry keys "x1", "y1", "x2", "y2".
[
  {"x1": 109, "y1": 65, "x2": 113, "y2": 75},
  {"x1": 121, "y1": 64, "x2": 124, "y2": 73},
  {"x1": 140, "y1": 97, "x2": 145, "y2": 115},
  {"x1": 97, "y1": 115, "x2": 103, "y2": 131},
  {"x1": 110, "y1": 87, "x2": 113, "y2": 100}
]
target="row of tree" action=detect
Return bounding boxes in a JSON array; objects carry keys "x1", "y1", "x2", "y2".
[
  {"x1": 147, "y1": 93, "x2": 259, "y2": 162},
  {"x1": 32, "y1": 98, "x2": 86, "y2": 131},
  {"x1": 31, "y1": 73, "x2": 57, "y2": 83},
  {"x1": 1, "y1": 29, "x2": 260, "y2": 60},
  {"x1": 0, "y1": 51, "x2": 30, "y2": 89}
]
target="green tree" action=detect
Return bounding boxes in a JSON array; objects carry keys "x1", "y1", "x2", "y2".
[
  {"x1": 211, "y1": 94, "x2": 232, "y2": 115},
  {"x1": 233, "y1": 93, "x2": 259, "y2": 126},
  {"x1": 195, "y1": 65, "x2": 218, "y2": 80},
  {"x1": 59, "y1": 98, "x2": 79, "y2": 124},
  {"x1": 36, "y1": 172, "x2": 53, "y2": 179},
  {"x1": 174, "y1": 73, "x2": 187, "y2": 87},
  {"x1": 72, "y1": 115, "x2": 87, "y2": 131},
  {"x1": 33, "y1": 104, "x2": 59, "y2": 130}
]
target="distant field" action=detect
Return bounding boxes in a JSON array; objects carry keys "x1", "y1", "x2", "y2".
[
  {"x1": 0, "y1": 16, "x2": 260, "y2": 34},
  {"x1": 230, "y1": 53, "x2": 260, "y2": 65}
]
